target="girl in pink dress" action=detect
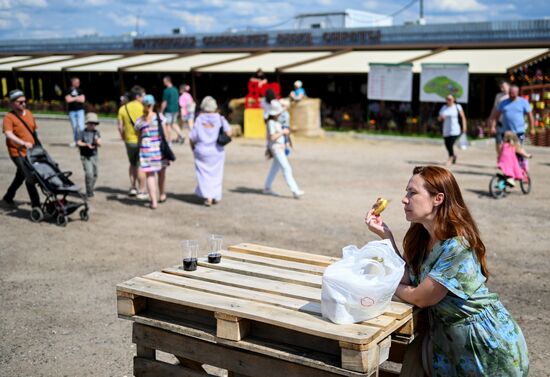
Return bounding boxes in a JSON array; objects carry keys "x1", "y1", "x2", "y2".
[{"x1": 498, "y1": 131, "x2": 531, "y2": 186}]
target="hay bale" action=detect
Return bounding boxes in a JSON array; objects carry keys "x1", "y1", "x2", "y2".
[
  {"x1": 229, "y1": 98, "x2": 245, "y2": 127},
  {"x1": 289, "y1": 98, "x2": 325, "y2": 137}
]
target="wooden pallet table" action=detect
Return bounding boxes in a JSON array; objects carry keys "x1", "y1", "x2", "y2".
[{"x1": 117, "y1": 243, "x2": 415, "y2": 377}]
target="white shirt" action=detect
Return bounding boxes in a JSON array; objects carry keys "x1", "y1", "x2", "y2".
[{"x1": 439, "y1": 104, "x2": 463, "y2": 137}]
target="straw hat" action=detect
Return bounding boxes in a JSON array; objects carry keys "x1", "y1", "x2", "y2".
[{"x1": 85, "y1": 112, "x2": 100, "y2": 124}]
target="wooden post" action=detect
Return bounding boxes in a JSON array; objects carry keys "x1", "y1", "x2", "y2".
[
  {"x1": 215, "y1": 312, "x2": 250, "y2": 341},
  {"x1": 117, "y1": 291, "x2": 146, "y2": 317},
  {"x1": 339, "y1": 336, "x2": 391, "y2": 374}
]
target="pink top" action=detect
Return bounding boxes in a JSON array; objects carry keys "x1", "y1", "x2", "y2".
[
  {"x1": 179, "y1": 92, "x2": 194, "y2": 115},
  {"x1": 498, "y1": 143, "x2": 523, "y2": 180}
]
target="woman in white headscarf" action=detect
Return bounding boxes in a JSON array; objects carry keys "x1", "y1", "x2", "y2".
[{"x1": 189, "y1": 96, "x2": 232, "y2": 206}]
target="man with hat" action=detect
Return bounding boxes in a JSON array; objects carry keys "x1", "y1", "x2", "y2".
[
  {"x1": 77, "y1": 112, "x2": 102, "y2": 198},
  {"x1": 2, "y1": 89, "x2": 41, "y2": 209}
]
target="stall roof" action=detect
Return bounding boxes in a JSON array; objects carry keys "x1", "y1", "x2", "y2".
[
  {"x1": 0, "y1": 55, "x2": 73, "y2": 71},
  {"x1": 67, "y1": 54, "x2": 178, "y2": 72},
  {"x1": 124, "y1": 53, "x2": 251, "y2": 72},
  {"x1": 19, "y1": 54, "x2": 124, "y2": 72},
  {"x1": 0, "y1": 56, "x2": 32, "y2": 65},
  {"x1": 412, "y1": 48, "x2": 549, "y2": 73},
  {"x1": 198, "y1": 52, "x2": 332, "y2": 73},
  {"x1": 283, "y1": 50, "x2": 431, "y2": 73}
]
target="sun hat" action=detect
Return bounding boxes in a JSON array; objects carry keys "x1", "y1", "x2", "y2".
[
  {"x1": 268, "y1": 100, "x2": 284, "y2": 116},
  {"x1": 9, "y1": 89, "x2": 25, "y2": 102},
  {"x1": 85, "y1": 112, "x2": 100, "y2": 124},
  {"x1": 143, "y1": 94, "x2": 155, "y2": 106},
  {"x1": 294, "y1": 80, "x2": 303, "y2": 88},
  {"x1": 200, "y1": 96, "x2": 218, "y2": 113}
]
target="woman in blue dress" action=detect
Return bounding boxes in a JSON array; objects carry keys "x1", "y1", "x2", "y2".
[{"x1": 366, "y1": 166, "x2": 528, "y2": 376}]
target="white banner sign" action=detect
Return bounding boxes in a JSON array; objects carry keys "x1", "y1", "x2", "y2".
[
  {"x1": 420, "y1": 63, "x2": 469, "y2": 103},
  {"x1": 368, "y1": 64, "x2": 413, "y2": 102}
]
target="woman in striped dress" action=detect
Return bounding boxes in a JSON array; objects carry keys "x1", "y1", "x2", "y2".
[{"x1": 135, "y1": 94, "x2": 168, "y2": 209}]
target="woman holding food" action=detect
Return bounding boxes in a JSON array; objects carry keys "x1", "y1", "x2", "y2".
[{"x1": 365, "y1": 166, "x2": 528, "y2": 376}]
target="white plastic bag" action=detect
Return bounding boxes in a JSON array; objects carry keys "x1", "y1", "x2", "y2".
[
  {"x1": 457, "y1": 133, "x2": 469, "y2": 150},
  {"x1": 321, "y1": 240, "x2": 405, "y2": 324}
]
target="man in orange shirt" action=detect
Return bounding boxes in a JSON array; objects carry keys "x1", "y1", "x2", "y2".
[{"x1": 2, "y1": 89, "x2": 40, "y2": 208}]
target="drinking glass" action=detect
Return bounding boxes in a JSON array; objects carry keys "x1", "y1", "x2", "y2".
[
  {"x1": 181, "y1": 240, "x2": 198, "y2": 271},
  {"x1": 207, "y1": 234, "x2": 223, "y2": 263}
]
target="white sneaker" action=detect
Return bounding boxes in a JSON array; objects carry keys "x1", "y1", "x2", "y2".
[
  {"x1": 69, "y1": 142, "x2": 76, "y2": 147},
  {"x1": 293, "y1": 190, "x2": 305, "y2": 199},
  {"x1": 128, "y1": 188, "x2": 138, "y2": 197},
  {"x1": 136, "y1": 192, "x2": 149, "y2": 200},
  {"x1": 262, "y1": 188, "x2": 277, "y2": 196}
]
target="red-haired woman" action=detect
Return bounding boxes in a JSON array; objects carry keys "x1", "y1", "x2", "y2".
[{"x1": 365, "y1": 166, "x2": 528, "y2": 376}]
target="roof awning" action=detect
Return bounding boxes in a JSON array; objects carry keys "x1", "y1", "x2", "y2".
[
  {"x1": 0, "y1": 55, "x2": 73, "y2": 71},
  {"x1": 123, "y1": 53, "x2": 250, "y2": 72},
  {"x1": 412, "y1": 48, "x2": 549, "y2": 74},
  {"x1": 67, "y1": 54, "x2": 178, "y2": 72},
  {"x1": 0, "y1": 56, "x2": 32, "y2": 65},
  {"x1": 19, "y1": 54, "x2": 124, "y2": 71},
  {"x1": 197, "y1": 52, "x2": 333, "y2": 73},
  {"x1": 283, "y1": 50, "x2": 431, "y2": 73}
]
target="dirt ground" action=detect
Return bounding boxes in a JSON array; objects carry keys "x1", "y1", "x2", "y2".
[{"x1": 1, "y1": 118, "x2": 549, "y2": 377}]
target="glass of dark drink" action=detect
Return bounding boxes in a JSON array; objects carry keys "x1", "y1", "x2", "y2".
[
  {"x1": 181, "y1": 240, "x2": 198, "y2": 271},
  {"x1": 208, "y1": 234, "x2": 223, "y2": 263}
]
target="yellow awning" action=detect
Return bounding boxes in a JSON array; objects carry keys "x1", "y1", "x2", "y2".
[
  {"x1": 19, "y1": 55, "x2": 124, "y2": 71},
  {"x1": 0, "y1": 55, "x2": 73, "y2": 71},
  {"x1": 67, "y1": 54, "x2": 178, "y2": 72}
]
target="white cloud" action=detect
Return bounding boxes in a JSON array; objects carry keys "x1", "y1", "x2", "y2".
[
  {"x1": 430, "y1": 0, "x2": 488, "y2": 12},
  {"x1": 0, "y1": 18, "x2": 10, "y2": 28},
  {"x1": 75, "y1": 27, "x2": 97, "y2": 36},
  {"x1": 106, "y1": 12, "x2": 147, "y2": 28},
  {"x1": 174, "y1": 10, "x2": 216, "y2": 32},
  {"x1": 82, "y1": 0, "x2": 108, "y2": 5},
  {"x1": 19, "y1": 0, "x2": 47, "y2": 6}
]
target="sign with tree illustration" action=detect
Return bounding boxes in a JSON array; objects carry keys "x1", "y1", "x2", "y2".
[{"x1": 420, "y1": 63, "x2": 469, "y2": 103}]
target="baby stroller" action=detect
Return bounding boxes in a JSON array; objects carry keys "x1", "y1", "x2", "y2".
[{"x1": 19, "y1": 145, "x2": 89, "y2": 226}]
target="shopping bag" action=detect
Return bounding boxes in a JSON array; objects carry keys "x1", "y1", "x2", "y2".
[
  {"x1": 457, "y1": 133, "x2": 469, "y2": 150},
  {"x1": 321, "y1": 240, "x2": 405, "y2": 324}
]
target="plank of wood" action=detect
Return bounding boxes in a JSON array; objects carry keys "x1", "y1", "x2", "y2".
[
  {"x1": 228, "y1": 243, "x2": 339, "y2": 267},
  {"x1": 222, "y1": 250, "x2": 326, "y2": 275},
  {"x1": 162, "y1": 265, "x2": 322, "y2": 302},
  {"x1": 197, "y1": 257, "x2": 323, "y2": 288},
  {"x1": 119, "y1": 277, "x2": 381, "y2": 344},
  {"x1": 146, "y1": 271, "x2": 321, "y2": 315},
  {"x1": 158, "y1": 269, "x2": 405, "y2": 332},
  {"x1": 134, "y1": 357, "x2": 213, "y2": 377},
  {"x1": 383, "y1": 302, "x2": 413, "y2": 320},
  {"x1": 133, "y1": 323, "x2": 373, "y2": 377},
  {"x1": 130, "y1": 315, "x2": 369, "y2": 377}
]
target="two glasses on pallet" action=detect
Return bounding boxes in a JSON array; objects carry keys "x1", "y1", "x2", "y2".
[{"x1": 181, "y1": 235, "x2": 224, "y2": 271}]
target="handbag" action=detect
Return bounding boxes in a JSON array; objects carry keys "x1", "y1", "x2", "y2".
[
  {"x1": 216, "y1": 115, "x2": 232, "y2": 147},
  {"x1": 156, "y1": 113, "x2": 176, "y2": 161}
]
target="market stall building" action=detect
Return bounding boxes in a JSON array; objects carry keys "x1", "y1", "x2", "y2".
[{"x1": 1, "y1": 19, "x2": 549, "y2": 135}]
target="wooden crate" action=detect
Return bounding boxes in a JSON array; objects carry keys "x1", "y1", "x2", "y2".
[{"x1": 117, "y1": 243, "x2": 415, "y2": 376}]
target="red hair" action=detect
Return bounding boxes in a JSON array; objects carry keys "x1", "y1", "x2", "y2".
[{"x1": 403, "y1": 166, "x2": 489, "y2": 279}]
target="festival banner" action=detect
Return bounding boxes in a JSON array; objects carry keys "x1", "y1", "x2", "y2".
[
  {"x1": 420, "y1": 63, "x2": 469, "y2": 103},
  {"x1": 368, "y1": 63, "x2": 413, "y2": 102}
]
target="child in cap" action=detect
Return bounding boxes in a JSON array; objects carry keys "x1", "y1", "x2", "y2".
[{"x1": 77, "y1": 112, "x2": 101, "y2": 197}]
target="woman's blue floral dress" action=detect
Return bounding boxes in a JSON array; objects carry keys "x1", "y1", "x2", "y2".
[{"x1": 409, "y1": 237, "x2": 529, "y2": 376}]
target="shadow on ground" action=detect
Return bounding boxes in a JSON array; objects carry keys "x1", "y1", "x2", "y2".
[
  {"x1": 230, "y1": 186, "x2": 264, "y2": 195},
  {"x1": 453, "y1": 170, "x2": 495, "y2": 177}
]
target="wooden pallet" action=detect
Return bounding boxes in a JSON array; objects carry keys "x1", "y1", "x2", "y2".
[{"x1": 117, "y1": 243, "x2": 414, "y2": 376}]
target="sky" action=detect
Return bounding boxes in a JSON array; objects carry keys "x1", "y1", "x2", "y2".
[{"x1": 0, "y1": 0, "x2": 548, "y2": 40}]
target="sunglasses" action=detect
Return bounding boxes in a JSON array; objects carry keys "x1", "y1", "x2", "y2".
[{"x1": 15, "y1": 100, "x2": 27, "y2": 104}]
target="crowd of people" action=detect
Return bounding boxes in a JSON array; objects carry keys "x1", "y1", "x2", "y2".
[{"x1": 1, "y1": 74, "x2": 536, "y2": 375}]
